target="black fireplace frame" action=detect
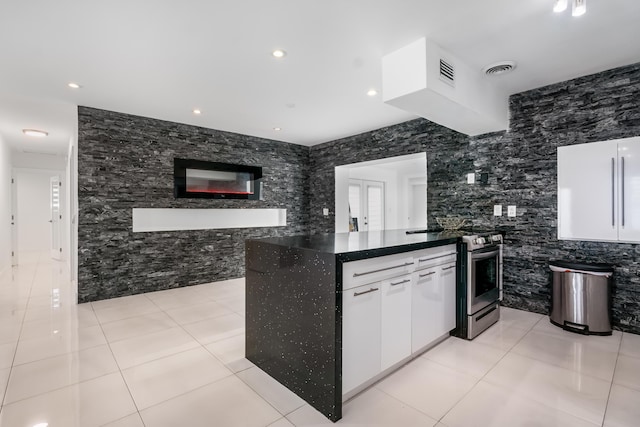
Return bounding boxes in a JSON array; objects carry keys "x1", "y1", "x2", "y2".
[{"x1": 173, "y1": 158, "x2": 263, "y2": 200}]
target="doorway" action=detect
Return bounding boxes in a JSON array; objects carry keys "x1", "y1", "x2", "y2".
[
  {"x1": 335, "y1": 153, "x2": 427, "y2": 233},
  {"x1": 13, "y1": 169, "x2": 65, "y2": 264},
  {"x1": 348, "y1": 179, "x2": 385, "y2": 232}
]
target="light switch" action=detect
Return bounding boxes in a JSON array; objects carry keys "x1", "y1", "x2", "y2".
[
  {"x1": 466, "y1": 173, "x2": 475, "y2": 184},
  {"x1": 507, "y1": 205, "x2": 516, "y2": 217},
  {"x1": 323, "y1": 208, "x2": 329, "y2": 216},
  {"x1": 493, "y1": 205, "x2": 502, "y2": 216}
]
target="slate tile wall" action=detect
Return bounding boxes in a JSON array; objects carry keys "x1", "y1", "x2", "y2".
[
  {"x1": 309, "y1": 119, "x2": 469, "y2": 235},
  {"x1": 78, "y1": 107, "x2": 310, "y2": 303},
  {"x1": 470, "y1": 62, "x2": 640, "y2": 333},
  {"x1": 310, "y1": 62, "x2": 640, "y2": 333}
]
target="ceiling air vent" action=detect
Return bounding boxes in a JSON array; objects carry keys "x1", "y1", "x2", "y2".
[
  {"x1": 439, "y1": 58, "x2": 455, "y2": 87},
  {"x1": 483, "y1": 61, "x2": 517, "y2": 76}
]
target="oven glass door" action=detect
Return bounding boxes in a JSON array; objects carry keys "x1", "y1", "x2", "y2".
[{"x1": 468, "y1": 248, "x2": 501, "y2": 314}]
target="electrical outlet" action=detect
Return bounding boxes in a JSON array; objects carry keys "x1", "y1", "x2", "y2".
[
  {"x1": 493, "y1": 205, "x2": 502, "y2": 216},
  {"x1": 323, "y1": 208, "x2": 329, "y2": 216},
  {"x1": 507, "y1": 205, "x2": 516, "y2": 217},
  {"x1": 466, "y1": 173, "x2": 475, "y2": 184}
]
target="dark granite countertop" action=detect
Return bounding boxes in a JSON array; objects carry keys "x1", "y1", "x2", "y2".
[{"x1": 248, "y1": 229, "x2": 463, "y2": 262}]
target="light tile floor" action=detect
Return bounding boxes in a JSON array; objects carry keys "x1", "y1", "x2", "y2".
[{"x1": 1, "y1": 254, "x2": 639, "y2": 426}]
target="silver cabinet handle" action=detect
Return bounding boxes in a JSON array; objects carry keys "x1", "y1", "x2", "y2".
[
  {"x1": 353, "y1": 262, "x2": 413, "y2": 277},
  {"x1": 441, "y1": 265, "x2": 456, "y2": 271},
  {"x1": 419, "y1": 271, "x2": 436, "y2": 278},
  {"x1": 621, "y1": 156, "x2": 625, "y2": 227},
  {"x1": 353, "y1": 287, "x2": 379, "y2": 297},
  {"x1": 390, "y1": 279, "x2": 410, "y2": 286},
  {"x1": 612, "y1": 157, "x2": 615, "y2": 227},
  {"x1": 417, "y1": 253, "x2": 456, "y2": 263}
]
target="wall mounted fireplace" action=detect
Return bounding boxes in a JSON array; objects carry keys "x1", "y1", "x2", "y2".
[{"x1": 174, "y1": 158, "x2": 262, "y2": 199}]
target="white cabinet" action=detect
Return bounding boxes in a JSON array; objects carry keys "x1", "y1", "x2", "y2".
[
  {"x1": 558, "y1": 136, "x2": 640, "y2": 242},
  {"x1": 380, "y1": 275, "x2": 412, "y2": 371},
  {"x1": 342, "y1": 282, "x2": 381, "y2": 395},
  {"x1": 411, "y1": 260, "x2": 456, "y2": 352},
  {"x1": 411, "y1": 265, "x2": 439, "y2": 351},
  {"x1": 439, "y1": 261, "x2": 457, "y2": 334},
  {"x1": 342, "y1": 243, "x2": 457, "y2": 397}
]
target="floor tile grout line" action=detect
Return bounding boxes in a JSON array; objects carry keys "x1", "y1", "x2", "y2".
[
  {"x1": 235, "y1": 367, "x2": 307, "y2": 419},
  {"x1": 93, "y1": 300, "x2": 148, "y2": 426},
  {"x1": 462, "y1": 315, "x2": 616, "y2": 427},
  {"x1": 438, "y1": 317, "x2": 606, "y2": 425},
  {"x1": 601, "y1": 331, "x2": 624, "y2": 427},
  {"x1": 103, "y1": 298, "x2": 247, "y2": 415},
  {"x1": 1, "y1": 256, "x2": 39, "y2": 408}
]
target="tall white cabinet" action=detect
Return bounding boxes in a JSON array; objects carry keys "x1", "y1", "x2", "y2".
[{"x1": 558, "y1": 136, "x2": 640, "y2": 242}]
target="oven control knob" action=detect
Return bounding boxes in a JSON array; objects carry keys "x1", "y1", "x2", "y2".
[
  {"x1": 492, "y1": 235, "x2": 501, "y2": 242},
  {"x1": 477, "y1": 237, "x2": 485, "y2": 244}
]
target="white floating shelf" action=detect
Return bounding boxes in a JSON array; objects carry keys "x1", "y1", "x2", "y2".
[{"x1": 132, "y1": 208, "x2": 287, "y2": 232}]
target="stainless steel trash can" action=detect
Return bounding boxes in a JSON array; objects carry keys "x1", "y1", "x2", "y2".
[{"x1": 549, "y1": 260, "x2": 613, "y2": 335}]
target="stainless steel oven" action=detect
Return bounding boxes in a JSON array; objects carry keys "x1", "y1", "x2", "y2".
[{"x1": 459, "y1": 233, "x2": 503, "y2": 339}]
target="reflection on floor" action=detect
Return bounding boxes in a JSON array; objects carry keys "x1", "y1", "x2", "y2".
[{"x1": 0, "y1": 253, "x2": 639, "y2": 426}]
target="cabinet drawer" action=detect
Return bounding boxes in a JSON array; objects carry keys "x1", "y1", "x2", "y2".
[
  {"x1": 413, "y1": 244, "x2": 457, "y2": 272},
  {"x1": 342, "y1": 252, "x2": 414, "y2": 290}
]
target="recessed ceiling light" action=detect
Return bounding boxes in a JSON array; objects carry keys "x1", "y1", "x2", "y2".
[
  {"x1": 67, "y1": 82, "x2": 81, "y2": 89},
  {"x1": 272, "y1": 49, "x2": 287, "y2": 58},
  {"x1": 553, "y1": 0, "x2": 568, "y2": 13},
  {"x1": 572, "y1": 0, "x2": 586, "y2": 16},
  {"x1": 22, "y1": 129, "x2": 49, "y2": 137},
  {"x1": 32, "y1": 423, "x2": 49, "y2": 427},
  {"x1": 192, "y1": 109, "x2": 202, "y2": 115},
  {"x1": 367, "y1": 89, "x2": 378, "y2": 97},
  {"x1": 273, "y1": 127, "x2": 282, "y2": 131}
]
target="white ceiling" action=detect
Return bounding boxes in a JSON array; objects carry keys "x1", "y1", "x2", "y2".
[{"x1": 1, "y1": 0, "x2": 639, "y2": 155}]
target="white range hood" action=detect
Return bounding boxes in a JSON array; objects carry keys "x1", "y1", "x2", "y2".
[{"x1": 382, "y1": 38, "x2": 509, "y2": 136}]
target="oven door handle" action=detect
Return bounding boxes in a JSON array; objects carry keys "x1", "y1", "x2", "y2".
[{"x1": 469, "y1": 249, "x2": 500, "y2": 261}]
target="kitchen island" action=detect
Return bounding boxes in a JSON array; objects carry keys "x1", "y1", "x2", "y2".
[{"x1": 245, "y1": 230, "x2": 464, "y2": 422}]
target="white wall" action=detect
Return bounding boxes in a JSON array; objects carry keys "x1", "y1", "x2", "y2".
[
  {"x1": 12, "y1": 151, "x2": 66, "y2": 170},
  {"x1": 0, "y1": 135, "x2": 12, "y2": 275}
]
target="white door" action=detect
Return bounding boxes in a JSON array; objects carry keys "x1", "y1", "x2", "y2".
[
  {"x1": 50, "y1": 176, "x2": 62, "y2": 260},
  {"x1": 342, "y1": 283, "x2": 381, "y2": 395},
  {"x1": 618, "y1": 137, "x2": 640, "y2": 241},
  {"x1": 558, "y1": 141, "x2": 618, "y2": 241},
  {"x1": 380, "y1": 275, "x2": 412, "y2": 371},
  {"x1": 348, "y1": 179, "x2": 384, "y2": 232},
  {"x1": 11, "y1": 175, "x2": 18, "y2": 266}
]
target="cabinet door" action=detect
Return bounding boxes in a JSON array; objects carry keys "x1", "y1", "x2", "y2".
[
  {"x1": 381, "y1": 275, "x2": 412, "y2": 371},
  {"x1": 411, "y1": 267, "x2": 439, "y2": 352},
  {"x1": 439, "y1": 261, "x2": 457, "y2": 335},
  {"x1": 558, "y1": 141, "x2": 618, "y2": 241},
  {"x1": 618, "y1": 137, "x2": 640, "y2": 242},
  {"x1": 342, "y1": 283, "x2": 381, "y2": 395}
]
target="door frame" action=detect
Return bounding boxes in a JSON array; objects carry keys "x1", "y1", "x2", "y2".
[
  {"x1": 12, "y1": 167, "x2": 66, "y2": 263},
  {"x1": 11, "y1": 173, "x2": 18, "y2": 266},
  {"x1": 349, "y1": 179, "x2": 385, "y2": 232}
]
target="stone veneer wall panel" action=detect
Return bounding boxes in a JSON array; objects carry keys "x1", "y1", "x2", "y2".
[
  {"x1": 309, "y1": 119, "x2": 469, "y2": 235},
  {"x1": 310, "y1": 62, "x2": 640, "y2": 334},
  {"x1": 465, "y1": 63, "x2": 640, "y2": 333},
  {"x1": 78, "y1": 107, "x2": 310, "y2": 302}
]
